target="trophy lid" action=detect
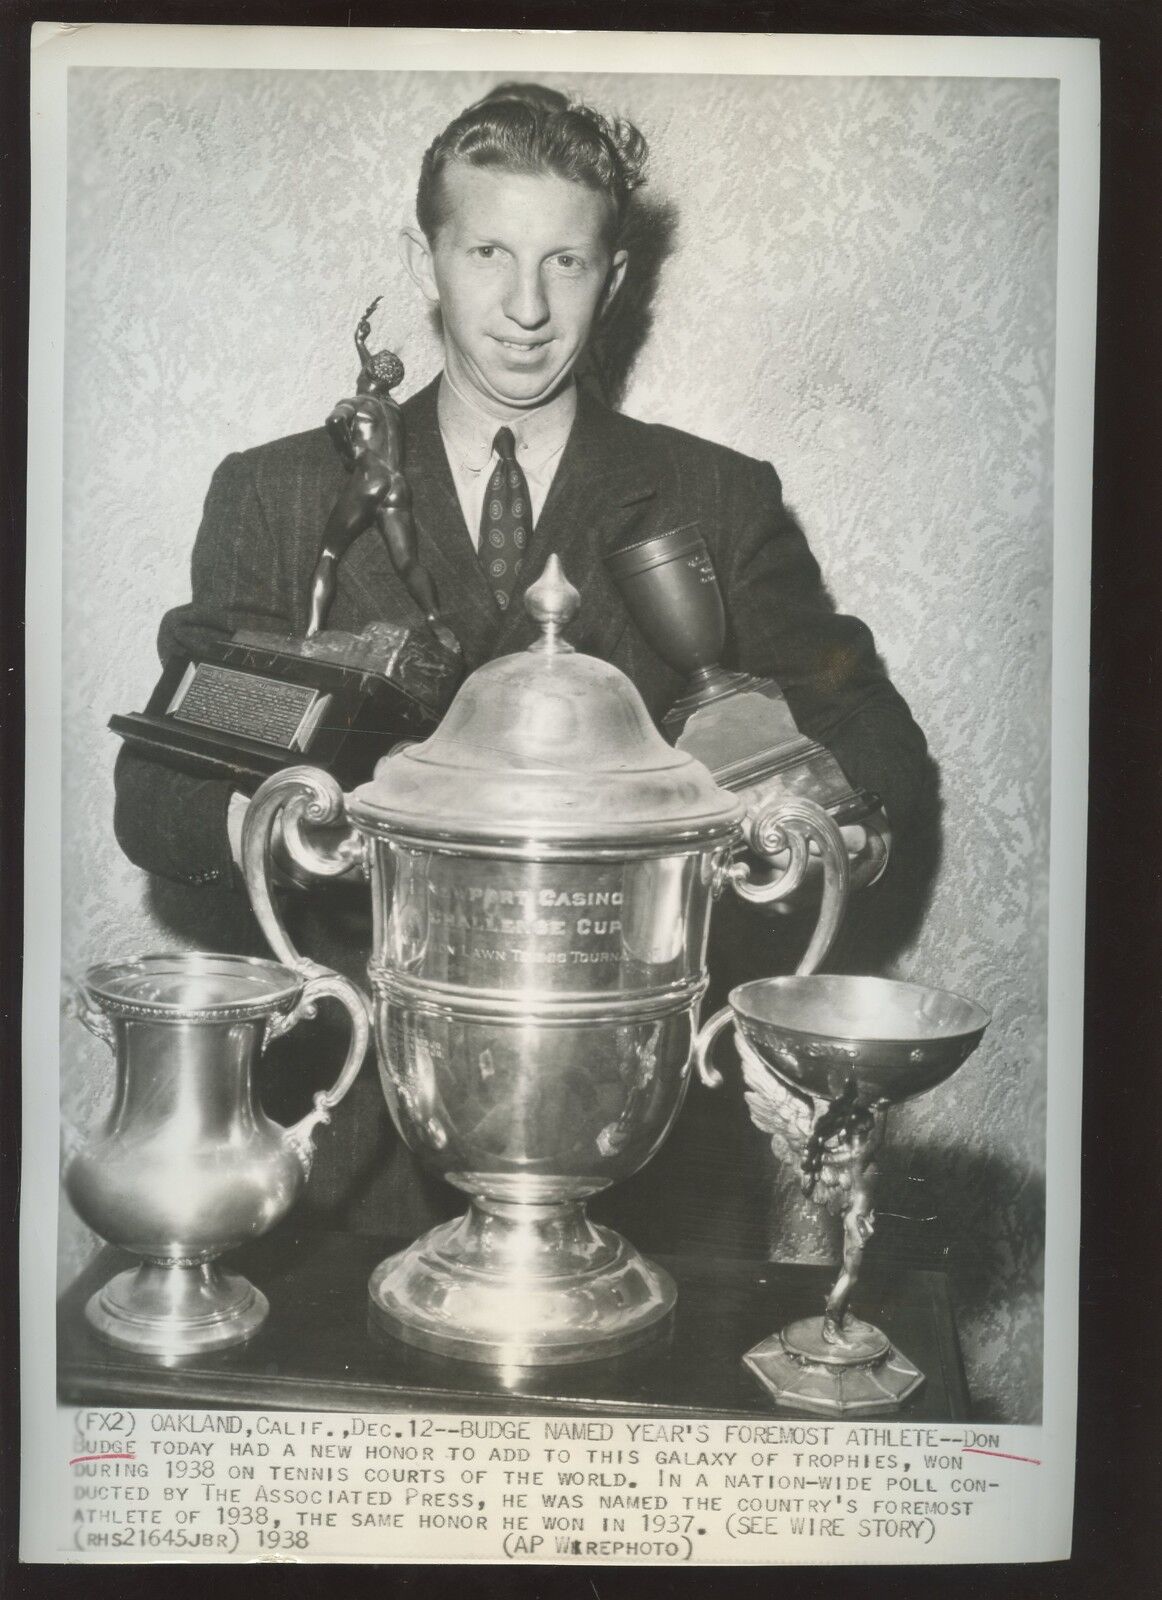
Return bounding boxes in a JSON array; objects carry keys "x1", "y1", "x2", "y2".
[{"x1": 346, "y1": 558, "x2": 742, "y2": 849}]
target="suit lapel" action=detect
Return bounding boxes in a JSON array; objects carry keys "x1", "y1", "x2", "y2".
[{"x1": 401, "y1": 379, "x2": 502, "y2": 659}]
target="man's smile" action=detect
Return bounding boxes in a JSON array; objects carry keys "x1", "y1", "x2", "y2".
[{"x1": 491, "y1": 335, "x2": 551, "y2": 352}]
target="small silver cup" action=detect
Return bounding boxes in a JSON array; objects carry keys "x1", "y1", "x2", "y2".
[
  {"x1": 64, "y1": 951, "x2": 369, "y2": 1356},
  {"x1": 695, "y1": 975, "x2": 989, "y2": 1415}
]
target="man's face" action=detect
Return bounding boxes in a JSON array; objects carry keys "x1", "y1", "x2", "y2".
[{"x1": 402, "y1": 163, "x2": 627, "y2": 413}]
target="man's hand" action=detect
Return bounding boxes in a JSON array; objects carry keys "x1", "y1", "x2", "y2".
[{"x1": 838, "y1": 822, "x2": 867, "y2": 858}]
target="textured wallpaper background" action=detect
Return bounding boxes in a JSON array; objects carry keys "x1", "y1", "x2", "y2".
[{"x1": 60, "y1": 69, "x2": 1058, "y2": 1422}]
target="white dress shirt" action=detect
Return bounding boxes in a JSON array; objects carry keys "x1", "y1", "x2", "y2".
[{"x1": 437, "y1": 373, "x2": 577, "y2": 546}]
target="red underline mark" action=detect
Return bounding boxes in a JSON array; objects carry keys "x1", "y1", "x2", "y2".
[
  {"x1": 68, "y1": 1453, "x2": 138, "y2": 1465},
  {"x1": 963, "y1": 1447, "x2": 1042, "y2": 1465}
]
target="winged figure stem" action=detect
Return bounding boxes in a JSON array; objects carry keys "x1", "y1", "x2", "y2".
[
  {"x1": 736, "y1": 1037, "x2": 886, "y2": 1344},
  {"x1": 817, "y1": 1104, "x2": 883, "y2": 1343}
]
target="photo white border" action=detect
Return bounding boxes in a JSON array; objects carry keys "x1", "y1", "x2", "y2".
[{"x1": 23, "y1": 23, "x2": 1098, "y2": 1564}]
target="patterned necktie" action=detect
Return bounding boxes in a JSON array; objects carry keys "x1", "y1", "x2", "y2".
[{"x1": 479, "y1": 426, "x2": 531, "y2": 612}]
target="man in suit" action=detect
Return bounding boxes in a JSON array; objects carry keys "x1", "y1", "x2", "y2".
[{"x1": 113, "y1": 83, "x2": 930, "y2": 1238}]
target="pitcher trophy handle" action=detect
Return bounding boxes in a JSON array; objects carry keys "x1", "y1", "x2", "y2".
[
  {"x1": 63, "y1": 977, "x2": 116, "y2": 1050},
  {"x1": 264, "y1": 967, "x2": 372, "y2": 1163},
  {"x1": 60, "y1": 978, "x2": 116, "y2": 1165},
  {"x1": 242, "y1": 764, "x2": 366, "y2": 970},
  {"x1": 723, "y1": 796, "x2": 850, "y2": 977}
]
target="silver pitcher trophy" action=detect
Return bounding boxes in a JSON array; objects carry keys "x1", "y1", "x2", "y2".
[{"x1": 65, "y1": 951, "x2": 369, "y2": 1355}]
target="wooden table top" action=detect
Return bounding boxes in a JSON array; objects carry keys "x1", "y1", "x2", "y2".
[{"x1": 58, "y1": 1226, "x2": 969, "y2": 1420}]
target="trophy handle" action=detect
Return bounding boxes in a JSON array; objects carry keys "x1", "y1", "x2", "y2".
[
  {"x1": 242, "y1": 764, "x2": 365, "y2": 970},
  {"x1": 61, "y1": 979, "x2": 115, "y2": 1162},
  {"x1": 692, "y1": 1005, "x2": 735, "y2": 1090},
  {"x1": 264, "y1": 967, "x2": 371, "y2": 1164},
  {"x1": 725, "y1": 796, "x2": 850, "y2": 976},
  {"x1": 63, "y1": 979, "x2": 115, "y2": 1050}
]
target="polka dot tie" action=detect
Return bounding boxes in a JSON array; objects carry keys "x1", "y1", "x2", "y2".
[{"x1": 480, "y1": 426, "x2": 531, "y2": 612}]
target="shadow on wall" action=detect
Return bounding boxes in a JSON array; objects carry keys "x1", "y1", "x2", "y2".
[
  {"x1": 877, "y1": 1138, "x2": 1047, "y2": 1425},
  {"x1": 583, "y1": 195, "x2": 680, "y2": 410},
  {"x1": 873, "y1": 1138, "x2": 1047, "y2": 1311},
  {"x1": 832, "y1": 776, "x2": 944, "y2": 976},
  {"x1": 760, "y1": 499, "x2": 946, "y2": 978}
]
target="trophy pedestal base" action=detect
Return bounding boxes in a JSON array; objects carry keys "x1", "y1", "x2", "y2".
[
  {"x1": 744, "y1": 1315, "x2": 925, "y2": 1416},
  {"x1": 85, "y1": 1261, "x2": 269, "y2": 1357},
  {"x1": 368, "y1": 1200, "x2": 675, "y2": 1367}
]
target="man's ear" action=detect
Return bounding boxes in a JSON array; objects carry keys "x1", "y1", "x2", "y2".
[
  {"x1": 399, "y1": 227, "x2": 439, "y2": 304},
  {"x1": 601, "y1": 249, "x2": 629, "y2": 315}
]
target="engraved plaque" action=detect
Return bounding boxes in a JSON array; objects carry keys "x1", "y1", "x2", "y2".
[
  {"x1": 110, "y1": 636, "x2": 452, "y2": 789},
  {"x1": 167, "y1": 662, "x2": 325, "y2": 750}
]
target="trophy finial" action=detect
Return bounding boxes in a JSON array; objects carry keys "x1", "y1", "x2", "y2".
[
  {"x1": 354, "y1": 296, "x2": 405, "y2": 397},
  {"x1": 526, "y1": 556, "x2": 579, "y2": 653}
]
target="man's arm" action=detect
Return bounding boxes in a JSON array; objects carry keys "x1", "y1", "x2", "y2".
[
  {"x1": 711, "y1": 457, "x2": 932, "y2": 832},
  {"x1": 113, "y1": 449, "x2": 294, "y2": 887}
]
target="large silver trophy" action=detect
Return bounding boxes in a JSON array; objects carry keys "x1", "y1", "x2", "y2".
[
  {"x1": 695, "y1": 975, "x2": 989, "y2": 1414},
  {"x1": 242, "y1": 560, "x2": 850, "y2": 1366}
]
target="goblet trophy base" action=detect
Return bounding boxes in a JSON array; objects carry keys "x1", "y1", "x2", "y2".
[
  {"x1": 85, "y1": 1261, "x2": 269, "y2": 1357},
  {"x1": 744, "y1": 1315, "x2": 924, "y2": 1417},
  {"x1": 368, "y1": 1199, "x2": 675, "y2": 1367}
]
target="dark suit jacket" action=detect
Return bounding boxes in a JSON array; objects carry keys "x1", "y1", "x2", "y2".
[
  {"x1": 114, "y1": 376, "x2": 929, "y2": 886},
  {"x1": 109, "y1": 376, "x2": 933, "y2": 1238}
]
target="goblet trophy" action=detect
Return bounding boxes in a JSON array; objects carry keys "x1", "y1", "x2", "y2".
[
  {"x1": 605, "y1": 526, "x2": 883, "y2": 853},
  {"x1": 64, "y1": 952, "x2": 369, "y2": 1355},
  {"x1": 694, "y1": 975, "x2": 989, "y2": 1415}
]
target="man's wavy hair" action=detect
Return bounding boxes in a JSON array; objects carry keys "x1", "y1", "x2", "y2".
[{"x1": 416, "y1": 82, "x2": 648, "y2": 245}]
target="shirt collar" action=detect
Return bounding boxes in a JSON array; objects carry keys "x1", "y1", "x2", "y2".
[{"x1": 438, "y1": 371, "x2": 578, "y2": 475}]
